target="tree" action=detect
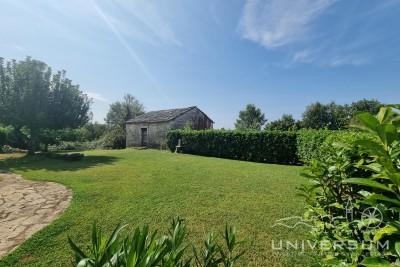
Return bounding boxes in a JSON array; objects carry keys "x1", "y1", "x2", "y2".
[
  {"x1": 235, "y1": 104, "x2": 266, "y2": 131},
  {"x1": 301, "y1": 99, "x2": 383, "y2": 130},
  {"x1": 79, "y1": 122, "x2": 107, "y2": 141},
  {"x1": 302, "y1": 102, "x2": 330, "y2": 129},
  {"x1": 350, "y1": 99, "x2": 382, "y2": 115},
  {"x1": 0, "y1": 57, "x2": 91, "y2": 153},
  {"x1": 105, "y1": 94, "x2": 144, "y2": 148},
  {"x1": 301, "y1": 101, "x2": 351, "y2": 130},
  {"x1": 105, "y1": 94, "x2": 144, "y2": 127},
  {"x1": 265, "y1": 114, "x2": 297, "y2": 131}
]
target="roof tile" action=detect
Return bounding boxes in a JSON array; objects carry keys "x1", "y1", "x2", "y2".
[{"x1": 127, "y1": 106, "x2": 196, "y2": 123}]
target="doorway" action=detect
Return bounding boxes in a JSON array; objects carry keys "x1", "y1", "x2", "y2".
[{"x1": 141, "y1": 128, "x2": 148, "y2": 147}]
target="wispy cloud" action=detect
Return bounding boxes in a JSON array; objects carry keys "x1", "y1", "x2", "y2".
[
  {"x1": 238, "y1": 0, "x2": 399, "y2": 68},
  {"x1": 113, "y1": 0, "x2": 182, "y2": 46},
  {"x1": 13, "y1": 45, "x2": 27, "y2": 52},
  {"x1": 292, "y1": 49, "x2": 315, "y2": 64},
  {"x1": 8, "y1": 0, "x2": 181, "y2": 48},
  {"x1": 328, "y1": 56, "x2": 369, "y2": 67},
  {"x1": 289, "y1": 46, "x2": 370, "y2": 67},
  {"x1": 290, "y1": 48, "x2": 370, "y2": 67},
  {"x1": 209, "y1": 2, "x2": 223, "y2": 29},
  {"x1": 238, "y1": 0, "x2": 336, "y2": 48},
  {"x1": 91, "y1": 0, "x2": 172, "y2": 104},
  {"x1": 85, "y1": 91, "x2": 108, "y2": 102},
  {"x1": 0, "y1": 44, "x2": 28, "y2": 53}
]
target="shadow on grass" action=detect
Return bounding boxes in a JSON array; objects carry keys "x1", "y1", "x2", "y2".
[{"x1": 0, "y1": 154, "x2": 118, "y2": 173}]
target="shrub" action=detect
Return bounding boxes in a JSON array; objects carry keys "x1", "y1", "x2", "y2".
[
  {"x1": 296, "y1": 129, "x2": 333, "y2": 163},
  {"x1": 300, "y1": 105, "x2": 400, "y2": 266},
  {"x1": 103, "y1": 126, "x2": 126, "y2": 149},
  {"x1": 0, "y1": 145, "x2": 21, "y2": 153},
  {"x1": 68, "y1": 218, "x2": 245, "y2": 267},
  {"x1": 297, "y1": 129, "x2": 373, "y2": 164},
  {"x1": 48, "y1": 138, "x2": 105, "y2": 152},
  {"x1": 167, "y1": 129, "x2": 298, "y2": 164},
  {"x1": 319, "y1": 130, "x2": 373, "y2": 159},
  {"x1": 0, "y1": 125, "x2": 13, "y2": 149}
]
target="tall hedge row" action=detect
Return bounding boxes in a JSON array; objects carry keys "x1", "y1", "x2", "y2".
[
  {"x1": 295, "y1": 129, "x2": 333, "y2": 163},
  {"x1": 167, "y1": 129, "x2": 298, "y2": 164}
]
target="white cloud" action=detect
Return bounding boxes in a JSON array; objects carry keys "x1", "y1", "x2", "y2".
[
  {"x1": 239, "y1": 0, "x2": 397, "y2": 68},
  {"x1": 85, "y1": 91, "x2": 108, "y2": 102},
  {"x1": 328, "y1": 56, "x2": 369, "y2": 67},
  {"x1": 104, "y1": 0, "x2": 182, "y2": 46},
  {"x1": 290, "y1": 49, "x2": 369, "y2": 67},
  {"x1": 13, "y1": 45, "x2": 27, "y2": 52},
  {"x1": 209, "y1": 2, "x2": 223, "y2": 29},
  {"x1": 292, "y1": 49, "x2": 315, "y2": 63},
  {"x1": 238, "y1": 0, "x2": 336, "y2": 48}
]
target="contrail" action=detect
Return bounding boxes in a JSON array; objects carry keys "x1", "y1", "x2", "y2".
[{"x1": 91, "y1": 0, "x2": 172, "y2": 104}]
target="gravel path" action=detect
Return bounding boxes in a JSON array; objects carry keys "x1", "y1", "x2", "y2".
[{"x1": 0, "y1": 173, "x2": 72, "y2": 257}]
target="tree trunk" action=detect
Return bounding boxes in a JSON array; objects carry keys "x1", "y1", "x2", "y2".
[{"x1": 28, "y1": 128, "x2": 38, "y2": 155}]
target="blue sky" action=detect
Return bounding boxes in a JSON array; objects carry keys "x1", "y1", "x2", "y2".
[{"x1": 1, "y1": 0, "x2": 400, "y2": 128}]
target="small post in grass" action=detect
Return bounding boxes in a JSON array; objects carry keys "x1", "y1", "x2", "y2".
[{"x1": 175, "y1": 139, "x2": 182, "y2": 153}]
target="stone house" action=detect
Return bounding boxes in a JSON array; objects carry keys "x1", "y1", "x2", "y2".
[{"x1": 126, "y1": 106, "x2": 214, "y2": 147}]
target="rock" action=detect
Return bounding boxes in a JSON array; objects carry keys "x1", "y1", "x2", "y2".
[{"x1": 0, "y1": 173, "x2": 71, "y2": 257}]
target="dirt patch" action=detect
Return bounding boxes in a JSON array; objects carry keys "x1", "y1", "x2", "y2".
[{"x1": 0, "y1": 173, "x2": 72, "y2": 257}]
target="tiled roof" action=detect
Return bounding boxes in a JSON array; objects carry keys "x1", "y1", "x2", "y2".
[{"x1": 126, "y1": 106, "x2": 197, "y2": 123}]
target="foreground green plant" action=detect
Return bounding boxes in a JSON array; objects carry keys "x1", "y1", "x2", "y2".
[
  {"x1": 68, "y1": 218, "x2": 245, "y2": 267},
  {"x1": 301, "y1": 104, "x2": 400, "y2": 266}
]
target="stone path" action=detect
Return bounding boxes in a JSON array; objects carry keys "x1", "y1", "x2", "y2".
[{"x1": 0, "y1": 173, "x2": 72, "y2": 257}]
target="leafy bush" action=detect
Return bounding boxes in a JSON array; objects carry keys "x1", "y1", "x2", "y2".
[
  {"x1": 48, "y1": 138, "x2": 105, "y2": 152},
  {"x1": 68, "y1": 218, "x2": 245, "y2": 267},
  {"x1": 297, "y1": 129, "x2": 373, "y2": 164},
  {"x1": 0, "y1": 145, "x2": 22, "y2": 153},
  {"x1": 0, "y1": 125, "x2": 12, "y2": 147},
  {"x1": 167, "y1": 129, "x2": 298, "y2": 164},
  {"x1": 300, "y1": 105, "x2": 400, "y2": 266},
  {"x1": 296, "y1": 129, "x2": 333, "y2": 163},
  {"x1": 103, "y1": 126, "x2": 126, "y2": 149}
]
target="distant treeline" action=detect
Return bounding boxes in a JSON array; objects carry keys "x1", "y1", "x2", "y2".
[{"x1": 235, "y1": 99, "x2": 382, "y2": 131}]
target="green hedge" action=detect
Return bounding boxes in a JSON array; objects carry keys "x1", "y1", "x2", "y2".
[
  {"x1": 296, "y1": 129, "x2": 333, "y2": 163},
  {"x1": 167, "y1": 129, "x2": 298, "y2": 164},
  {"x1": 167, "y1": 129, "x2": 371, "y2": 165},
  {"x1": 296, "y1": 129, "x2": 373, "y2": 163}
]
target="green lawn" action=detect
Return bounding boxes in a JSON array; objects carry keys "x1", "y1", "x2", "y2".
[{"x1": 0, "y1": 149, "x2": 313, "y2": 266}]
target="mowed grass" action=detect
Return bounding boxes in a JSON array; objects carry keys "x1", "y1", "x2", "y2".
[{"x1": 0, "y1": 149, "x2": 312, "y2": 266}]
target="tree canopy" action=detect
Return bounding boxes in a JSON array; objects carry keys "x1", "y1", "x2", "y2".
[
  {"x1": 265, "y1": 114, "x2": 298, "y2": 131},
  {"x1": 349, "y1": 99, "x2": 382, "y2": 116},
  {"x1": 301, "y1": 99, "x2": 383, "y2": 130},
  {"x1": 105, "y1": 94, "x2": 144, "y2": 127},
  {"x1": 235, "y1": 104, "x2": 266, "y2": 131},
  {"x1": 0, "y1": 57, "x2": 91, "y2": 152},
  {"x1": 104, "y1": 94, "x2": 144, "y2": 149}
]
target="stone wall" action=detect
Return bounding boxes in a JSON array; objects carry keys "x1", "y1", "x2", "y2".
[
  {"x1": 126, "y1": 122, "x2": 170, "y2": 148},
  {"x1": 126, "y1": 107, "x2": 213, "y2": 147}
]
